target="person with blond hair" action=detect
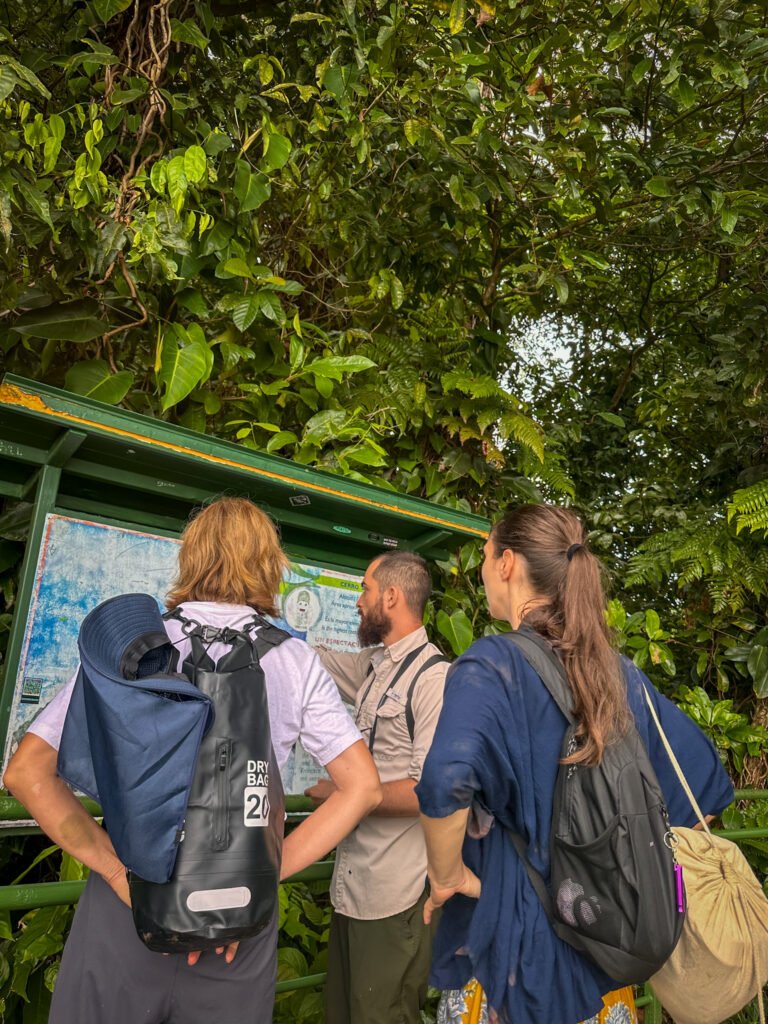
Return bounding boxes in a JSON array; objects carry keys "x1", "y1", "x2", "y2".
[
  {"x1": 4, "y1": 496, "x2": 381, "y2": 1024},
  {"x1": 415, "y1": 504, "x2": 733, "y2": 1024}
]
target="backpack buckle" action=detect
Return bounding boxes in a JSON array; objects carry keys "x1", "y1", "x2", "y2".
[{"x1": 200, "y1": 625, "x2": 223, "y2": 643}]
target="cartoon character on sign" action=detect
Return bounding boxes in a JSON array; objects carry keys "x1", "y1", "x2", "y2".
[
  {"x1": 294, "y1": 590, "x2": 312, "y2": 630},
  {"x1": 282, "y1": 587, "x2": 321, "y2": 639}
]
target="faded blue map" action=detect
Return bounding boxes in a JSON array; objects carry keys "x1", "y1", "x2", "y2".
[{"x1": 6, "y1": 514, "x2": 361, "y2": 795}]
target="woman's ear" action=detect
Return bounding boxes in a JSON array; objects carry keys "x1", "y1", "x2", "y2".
[{"x1": 499, "y1": 548, "x2": 516, "y2": 580}]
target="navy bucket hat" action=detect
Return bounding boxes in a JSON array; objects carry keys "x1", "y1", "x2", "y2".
[{"x1": 58, "y1": 593, "x2": 214, "y2": 884}]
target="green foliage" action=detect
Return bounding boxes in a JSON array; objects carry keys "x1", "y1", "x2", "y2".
[
  {"x1": 0, "y1": 0, "x2": 561, "y2": 503},
  {"x1": 272, "y1": 880, "x2": 332, "y2": 1024},
  {"x1": 730, "y1": 480, "x2": 768, "y2": 537},
  {"x1": 676, "y1": 687, "x2": 768, "y2": 775},
  {"x1": 0, "y1": 849, "x2": 85, "y2": 1021}
]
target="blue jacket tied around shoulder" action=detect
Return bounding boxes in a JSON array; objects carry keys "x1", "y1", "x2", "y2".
[{"x1": 57, "y1": 593, "x2": 214, "y2": 884}]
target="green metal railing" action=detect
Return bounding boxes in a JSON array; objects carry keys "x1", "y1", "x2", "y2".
[{"x1": 1, "y1": 791, "x2": 766, "y2": 1010}]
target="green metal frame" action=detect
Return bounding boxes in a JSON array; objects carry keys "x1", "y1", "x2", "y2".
[{"x1": 0, "y1": 373, "x2": 489, "y2": 768}]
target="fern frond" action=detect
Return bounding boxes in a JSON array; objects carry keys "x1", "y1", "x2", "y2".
[{"x1": 728, "y1": 478, "x2": 768, "y2": 534}]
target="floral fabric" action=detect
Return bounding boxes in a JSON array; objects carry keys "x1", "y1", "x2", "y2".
[{"x1": 437, "y1": 982, "x2": 637, "y2": 1024}]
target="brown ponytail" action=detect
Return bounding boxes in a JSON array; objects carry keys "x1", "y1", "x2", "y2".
[{"x1": 491, "y1": 504, "x2": 630, "y2": 766}]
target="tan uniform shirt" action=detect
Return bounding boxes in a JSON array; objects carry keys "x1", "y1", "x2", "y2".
[{"x1": 317, "y1": 627, "x2": 448, "y2": 920}]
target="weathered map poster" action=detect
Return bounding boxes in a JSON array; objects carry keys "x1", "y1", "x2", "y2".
[{"x1": 4, "y1": 514, "x2": 362, "y2": 795}]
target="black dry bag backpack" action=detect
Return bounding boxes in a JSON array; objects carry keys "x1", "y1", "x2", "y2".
[
  {"x1": 129, "y1": 612, "x2": 290, "y2": 953},
  {"x1": 507, "y1": 628, "x2": 685, "y2": 984}
]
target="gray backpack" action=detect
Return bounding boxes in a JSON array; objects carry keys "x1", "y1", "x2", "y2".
[{"x1": 507, "y1": 628, "x2": 685, "y2": 983}]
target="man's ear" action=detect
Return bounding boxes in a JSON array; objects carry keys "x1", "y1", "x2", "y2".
[{"x1": 384, "y1": 585, "x2": 400, "y2": 609}]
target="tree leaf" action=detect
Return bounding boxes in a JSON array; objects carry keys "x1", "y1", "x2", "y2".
[
  {"x1": 437, "y1": 608, "x2": 473, "y2": 655},
  {"x1": 262, "y1": 133, "x2": 292, "y2": 172},
  {"x1": 303, "y1": 409, "x2": 348, "y2": 444},
  {"x1": 266, "y1": 430, "x2": 298, "y2": 453},
  {"x1": 0, "y1": 65, "x2": 18, "y2": 102},
  {"x1": 183, "y1": 145, "x2": 207, "y2": 184},
  {"x1": 645, "y1": 609, "x2": 661, "y2": 638},
  {"x1": 91, "y1": 0, "x2": 132, "y2": 24},
  {"x1": 257, "y1": 291, "x2": 286, "y2": 324},
  {"x1": 169, "y1": 18, "x2": 209, "y2": 50},
  {"x1": 303, "y1": 355, "x2": 375, "y2": 381},
  {"x1": 598, "y1": 411, "x2": 625, "y2": 427},
  {"x1": 449, "y1": 0, "x2": 466, "y2": 35},
  {"x1": 16, "y1": 178, "x2": 55, "y2": 233},
  {"x1": 720, "y1": 209, "x2": 738, "y2": 234},
  {"x1": 747, "y1": 644, "x2": 768, "y2": 698},
  {"x1": 158, "y1": 326, "x2": 209, "y2": 411},
  {"x1": 343, "y1": 444, "x2": 388, "y2": 467},
  {"x1": 645, "y1": 176, "x2": 674, "y2": 197},
  {"x1": 65, "y1": 359, "x2": 133, "y2": 403},
  {"x1": 11, "y1": 301, "x2": 107, "y2": 342},
  {"x1": 234, "y1": 161, "x2": 271, "y2": 212},
  {"x1": 166, "y1": 155, "x2": 188, "y2": 214},
  {"x1": 218, "y1": 257, "x2": 254, "y2": 279},
  {"x1": 231, "y1": 295, "x2": 262, "y2": 331},
  {"x1": 553, "y1": 275, "x2": 569, "y2": 304}
]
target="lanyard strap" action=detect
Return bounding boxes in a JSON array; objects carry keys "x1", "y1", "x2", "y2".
[{"x1": 359, "y1": 643, "x2": 427, "y2": 753}]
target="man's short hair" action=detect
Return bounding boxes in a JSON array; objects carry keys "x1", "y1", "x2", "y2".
[{"x1": 371, "y1": 551, "x2": 431, "y2": 617}]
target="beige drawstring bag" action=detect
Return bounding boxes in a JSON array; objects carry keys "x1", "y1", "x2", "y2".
[{"x1": 644, "y1": 688, "x2": 768, "y2": 1024}]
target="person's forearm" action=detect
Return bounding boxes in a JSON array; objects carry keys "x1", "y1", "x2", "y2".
[
  {"x1": 420, "y1": 808, "x2": 470, "y2": 887},
  {"x1": 281, "y1": 784, "x2": 379, "y2": 879},
  {"x1": 5, "y1": 744, "x2": 123, "y2": 881},
  {"x1": 370, "y1": 778, "x2": 419, "y2": 817}
]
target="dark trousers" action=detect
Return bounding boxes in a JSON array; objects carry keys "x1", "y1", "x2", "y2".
[
  {"x1": 324, "y1": 887, "x2": 438, "y2": 1024},
  {"x1": 49, "y1": 873, "x2": 277, "y2": 1024}
]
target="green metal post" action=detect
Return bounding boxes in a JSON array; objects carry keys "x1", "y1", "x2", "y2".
[{"x1": 0, "y1": 463, "x2": 62, "y2": 753}]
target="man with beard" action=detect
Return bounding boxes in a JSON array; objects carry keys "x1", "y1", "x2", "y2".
[{"x1": 306, "y1": 550, "x2": 449, "y2": 1024}]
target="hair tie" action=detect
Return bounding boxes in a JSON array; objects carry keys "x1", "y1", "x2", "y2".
[{"x1": 566, "y1": 543, "x2": 584, "y2": 562}]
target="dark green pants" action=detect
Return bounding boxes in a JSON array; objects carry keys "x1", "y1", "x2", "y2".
[{"x1": 324, "y1": 887, "x2": 438, "y2": 1024}]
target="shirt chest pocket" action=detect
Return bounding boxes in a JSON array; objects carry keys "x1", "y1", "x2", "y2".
[{"x1": 370, "y1": 692, "x2": 411, "y2": 761}]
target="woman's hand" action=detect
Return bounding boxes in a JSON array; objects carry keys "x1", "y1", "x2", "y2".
[{"x1": 424, "y1": 863, "x2": 481, "y2": 924}]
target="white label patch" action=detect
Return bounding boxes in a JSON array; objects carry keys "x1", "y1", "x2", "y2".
[
  {"x1": 186, "y1": 887, "x2": 252, "y2": 912},
  {"x1": 243, "y1": 787, "x2": 269, "y2": 826},
  {"x1": 244, "y1": 760, "x2": 270, "y2": 827}
]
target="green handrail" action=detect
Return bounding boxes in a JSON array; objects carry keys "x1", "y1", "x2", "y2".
[{"x1": 0, "y1": 861, "x2": 335, "y2": 912}]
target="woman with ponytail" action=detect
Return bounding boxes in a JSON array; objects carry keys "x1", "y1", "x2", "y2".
[{"x1": 416, "y1": 504, "x2": 733, "y2": 1024}]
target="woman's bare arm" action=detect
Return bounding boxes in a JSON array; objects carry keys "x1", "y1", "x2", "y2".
[{"x1": 420, "y1": 808, "x2": 481, "y2": 923}]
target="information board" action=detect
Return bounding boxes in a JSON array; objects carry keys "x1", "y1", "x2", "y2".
[{"x1": 4, "y1": 514, "x2": 362, "y2": 794}]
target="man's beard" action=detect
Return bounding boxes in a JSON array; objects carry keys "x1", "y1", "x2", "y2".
[{"x1": 358, "y1": 598, "x2": 392, "y2": 647}]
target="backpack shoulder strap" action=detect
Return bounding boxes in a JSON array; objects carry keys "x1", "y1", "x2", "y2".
[
  {"x1": 404, "y1": 651, "x2": 448, "y2": 742},
  {"x1": 504, "y1": 628, "x2": 576, "y2": 724},
  {"x1": 247, "y1": 616, "x2": 292, "y2": 659},
  {"x1": 365, "y1": 643, "x2": 427, "y2": 753},
  {"x1": 503, "y1": 627, "x2": 570, "y2": 922},
  {"x1": 507, "y1": 830, "x2": 555, "y2": 920}
]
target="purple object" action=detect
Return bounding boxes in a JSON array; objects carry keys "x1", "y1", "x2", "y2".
[{"x1": 675, "y1": 862, "x2": 686, "y2": 913}]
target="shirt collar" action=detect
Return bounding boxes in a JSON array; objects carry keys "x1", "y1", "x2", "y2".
[{"x1": 385, "y1": 625, "x2": 429, "y2": 663}]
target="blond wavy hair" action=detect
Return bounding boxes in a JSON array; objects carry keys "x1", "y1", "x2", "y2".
[{"x1": 166, "y1": 497, "x2": 288, "y2": 616}]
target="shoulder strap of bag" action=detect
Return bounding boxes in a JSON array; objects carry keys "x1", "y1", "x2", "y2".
[
  {"x1": 404, "y1": 652, "x2": 448, "y2": 742},
  {"x1": 364, "y1": 643, "x2": 427, "y2": 752},
  {"x1": 642, "y1": 684, "x2": 712, "y2": 835},
  {"x1": 505, "y1": 628, "x2": 576, "y2": 724},
  {"x1": 500, "y1": 628, "x2": 575, "y2": 920}
]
